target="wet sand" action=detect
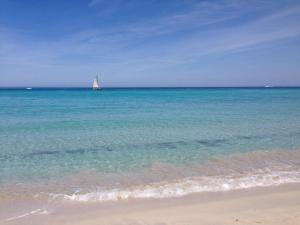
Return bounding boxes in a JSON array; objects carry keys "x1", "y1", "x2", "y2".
[{"x1": 2, "y1": 184, "x2": 300, "y2": 225}]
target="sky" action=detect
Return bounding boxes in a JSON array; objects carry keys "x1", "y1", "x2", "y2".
[{"x1": 0, "y1": 0, "x2": 300, "y2": 87}]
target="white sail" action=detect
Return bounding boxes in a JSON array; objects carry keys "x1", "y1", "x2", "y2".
[{"x1": 93, "y1": 75, "x2": 101, "y2": 90}]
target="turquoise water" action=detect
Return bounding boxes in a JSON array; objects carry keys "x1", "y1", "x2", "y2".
[{"x1": 1, "y1": 88, "x2": 300, "y2": 201}]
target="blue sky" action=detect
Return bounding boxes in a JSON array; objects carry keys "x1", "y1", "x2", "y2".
[{"x1": 0, "y1": 0, "x2": 300, "y2": 87}]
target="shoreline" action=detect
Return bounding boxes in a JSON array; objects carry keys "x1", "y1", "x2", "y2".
[
  {"x1": 2, "y1": 149, "x2": 300, "y2": 203},
  {"x1": 3, "y1": 183, "x2": 300, "y2": 225}
]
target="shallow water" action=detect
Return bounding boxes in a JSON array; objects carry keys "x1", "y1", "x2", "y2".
[{"x1": 0, "y1": 88, "x2": 300, "y2": 205}]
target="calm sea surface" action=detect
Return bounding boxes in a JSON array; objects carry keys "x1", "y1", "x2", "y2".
[{"x1": 0, "y1": 88, "x2": 300, "y2": 203}]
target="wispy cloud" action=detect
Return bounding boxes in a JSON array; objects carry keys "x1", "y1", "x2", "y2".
[
  {"x1": 166, "y1": 5, "x2": 300, "y2": 62},
  {"x1": 87, "y1": 0, "x2": 261, "y2": 37},
  {"x1": 88, "y1": 0, "x2": 105, "y2": 7}
]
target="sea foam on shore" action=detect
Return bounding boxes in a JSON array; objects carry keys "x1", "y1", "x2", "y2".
[{"x1": 60, "y1": 169, "x2": 300, "y2": 202}]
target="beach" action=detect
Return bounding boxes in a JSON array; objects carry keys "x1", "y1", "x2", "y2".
[
  {"x1": 2, "y1": 184, "x2": 300, "y2": 225},
  {"x1": 2, "y1": 0, "x2": 300, "y2": 223}
]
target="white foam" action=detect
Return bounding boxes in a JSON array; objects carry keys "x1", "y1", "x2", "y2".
[
  {"x1": 60, "y1": 169, "x2": 300, "y2": 202},
  {"x1": 5, "y1": 208, "x2": 49, "y2": 222}
]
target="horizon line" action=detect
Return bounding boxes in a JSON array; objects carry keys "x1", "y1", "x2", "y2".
[{"x1": 1, "y1": 86, "x2": 300, "y2": 89}]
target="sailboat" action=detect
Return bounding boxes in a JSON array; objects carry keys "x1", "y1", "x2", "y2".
[{"x1": 93, "y1": 75, "x2": 101, "y2": 90}]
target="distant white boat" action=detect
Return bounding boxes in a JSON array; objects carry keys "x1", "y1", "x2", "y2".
[
  {"x1": 26, "y1": 88, "x2": 32, "y2": 90},
  {"x1": 264, "y1": 85, "x2": 272, "y2": 88},
  {"x1": 93, "y1": 75, "x2": 101, "y2": 90}
]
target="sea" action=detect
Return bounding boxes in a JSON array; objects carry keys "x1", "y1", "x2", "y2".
[{"x1": 0, "y1": 87, "x2": 300, "y2": 219}]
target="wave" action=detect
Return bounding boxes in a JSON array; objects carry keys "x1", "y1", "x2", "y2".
[{"x1": 60, "y1": 169, "x2": 300, "y2": 202}]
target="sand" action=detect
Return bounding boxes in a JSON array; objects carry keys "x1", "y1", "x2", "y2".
[{"x1": 3, "y1": 184, "x2": 300, "y2": 225}]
